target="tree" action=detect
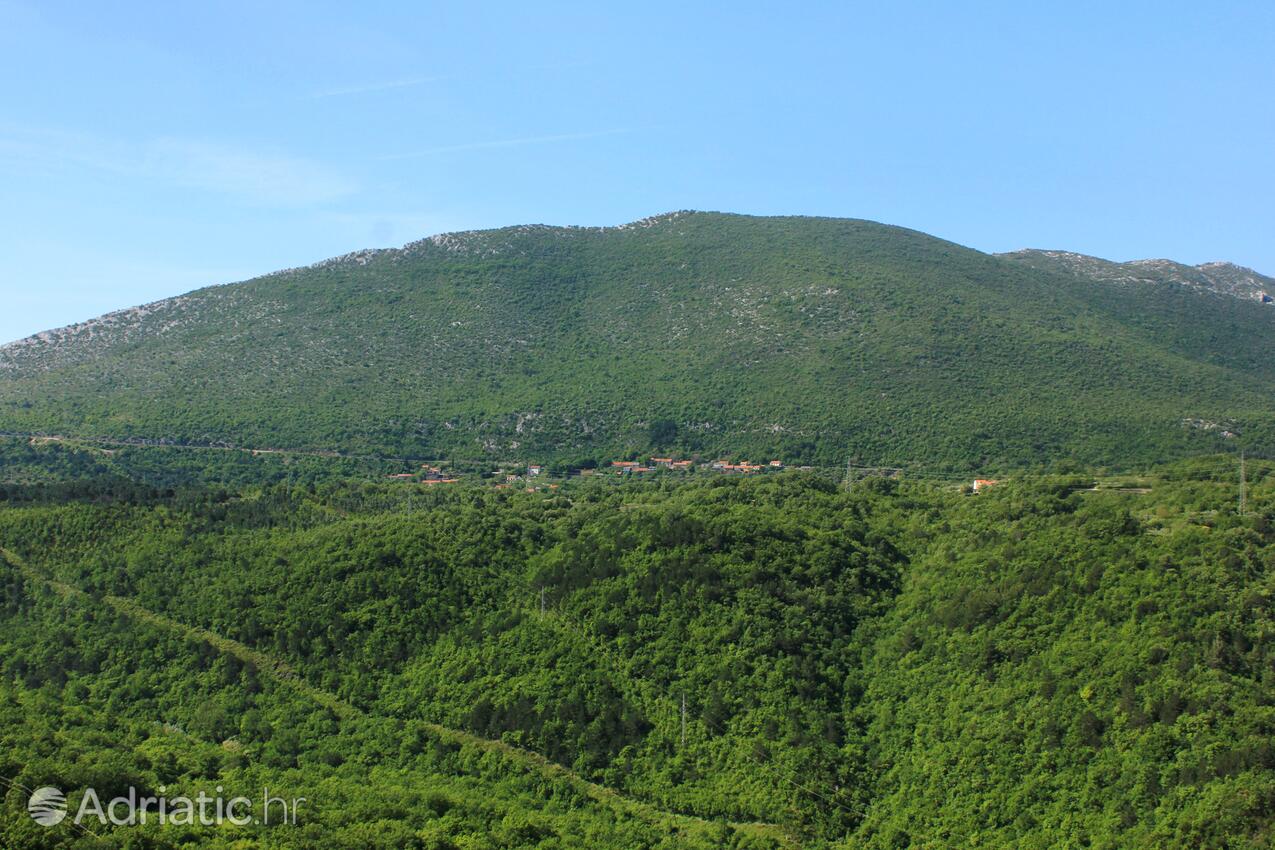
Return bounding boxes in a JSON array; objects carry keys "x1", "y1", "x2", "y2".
[{"x1": 648, "y1": 419, "x2": 678, "y2": 447}]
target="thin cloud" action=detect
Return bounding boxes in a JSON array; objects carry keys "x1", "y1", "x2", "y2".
[
  {"x1": 379, "y1": 128, "x2": 632, "y2": 160},
  {"x1": 146, "y1": 138, "x2": 357, "y2": 206},
  {"x1": 310, "y1": 60, "x2": 591, "y2": 100},
  {"x1": 0, "y1": 125, "x2": 355, "y2": 207},
  {"x1": 310, "y1": 75, "x2": 450, "y2": 99}
]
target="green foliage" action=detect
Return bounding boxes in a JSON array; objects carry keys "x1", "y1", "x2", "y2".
[
  {"x1": 0, "y1": 550, "x2": 784, "y2": 850},
  {"x1": 0, "y1": 462, "x2": 1272, "y2": 846},
  {"x1": 647, "y1": 419, "x2": 678, "y2": 448},
  {"x1": 843, "y1": 463, "x2": 1275, "y2": 848},
  {"x1": 2, "y1": 212, "x2": 1272, "y2": 475}
]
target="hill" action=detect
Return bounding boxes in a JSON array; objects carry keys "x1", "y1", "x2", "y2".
[
  {"x1": 1, "y1": 464, "x2": 1272, "y2": 847},
  {"x1": 3, "y1": 212, "x2": 1274, "y2": 475},
  {"x1": 1000, "y1": 249, "x2": 1275, "y2": 304}
]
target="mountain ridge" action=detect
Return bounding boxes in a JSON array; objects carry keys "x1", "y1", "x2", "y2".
[
  {"x1": 2, "y1": 211, "x2": 1273, "y2": 474},
  {"x1": 6, "y1": 212, "x2": 1272, "y2": 357},
  {"x1": 999, "y1": 248, "x2": 1275, "y2": 303}
]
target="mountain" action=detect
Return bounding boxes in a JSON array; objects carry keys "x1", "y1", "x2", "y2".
[
  {"x1": 2, "y1": 212, "x2": 1274, "y2": 474},
  {"x1": 1000, "y1": 248, "x2": 1275, "y2": 304}
]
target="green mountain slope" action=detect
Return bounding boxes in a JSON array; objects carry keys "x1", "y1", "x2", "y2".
[{"x1": 3, "y1": 212, "x2": 1273, "y2": 471}]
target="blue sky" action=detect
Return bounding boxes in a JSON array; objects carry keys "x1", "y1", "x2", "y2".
[{"x1": 1, "y1": 1, "x2": 1272, "y2": 344}]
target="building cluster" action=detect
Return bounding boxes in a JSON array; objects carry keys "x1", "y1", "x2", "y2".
[
  {"x1": 389, "y1": 460, "x2": 1005, "y2": 492},
  {"x1": 385, "y1": 464, "x2": 460, "y2": 484},
  {"x1": 709, "y1": 459, "x2": 784, "y2": 474},
  {"x1": 390, "y1": 456, "x2": 804, "y2": 486},
  {"x1": 610, "y1": 457, "x2": 783, "y2": 475}
]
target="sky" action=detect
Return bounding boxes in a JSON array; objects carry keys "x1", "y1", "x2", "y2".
[{"x1": 1, "y1": 1, "x2": 1272, "y2": 344}]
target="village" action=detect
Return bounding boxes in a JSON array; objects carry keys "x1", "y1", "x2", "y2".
[
  {"x1": 386, "y1": 456, "x2": 1002, "y2": 493},
  {"x1": 385, "y1": 455, "x2": 802, "y2": 488}
]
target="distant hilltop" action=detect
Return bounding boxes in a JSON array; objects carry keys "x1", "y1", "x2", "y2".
[{"x1": 999, "y1": 249, "x2": 1274, "y2": 304}]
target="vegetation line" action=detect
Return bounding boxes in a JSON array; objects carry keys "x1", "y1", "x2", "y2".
[
  {"x1": 0, "y1": 429, "x2": 1138, "y2": 483},
  {"x1": 522, "y1": 591, "x2": 865, "y2": 826},
  {"x1": 0, "y1": 544, "x2": 798, "y2": 849}
]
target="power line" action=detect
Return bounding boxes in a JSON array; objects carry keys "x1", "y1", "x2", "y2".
[
  {"x1": 1240, "y1": 450, "x2": 1247, "y2": 517},
  {"x1": 521, "y1": 589, "x2": 865, "y2": 829},
  {"x1": 681, "y1": 692, "x2": 687, "y2": 749}
]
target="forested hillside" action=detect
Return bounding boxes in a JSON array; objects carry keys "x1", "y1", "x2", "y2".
[
  {"x1": 2, "y1": 463, "x2": 1271, "y2": 847},
  {"x1": 3, "y1": 212, "x2": 1274, "y2": 474}
]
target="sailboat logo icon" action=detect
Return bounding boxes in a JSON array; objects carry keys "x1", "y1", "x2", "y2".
[{"x1": 28, "y1": 786, "x2": 67, "y2": 826}]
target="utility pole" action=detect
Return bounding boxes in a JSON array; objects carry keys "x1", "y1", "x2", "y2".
[
  {"x1": 539, "y1": 586, "x2": 546, "y2": 615},
  {"x1": 1239, "y1": 451, "x2": 1247, "y2": 517},
  {"x1": 681, "y1": 692, "x2": 687, "y2": 748},
  {"x1": 843, "y1": 458, "x2": 855, "y2": 491},
  {"x1": 678, "y1": 693, "x2": 688, "y2": 749}
]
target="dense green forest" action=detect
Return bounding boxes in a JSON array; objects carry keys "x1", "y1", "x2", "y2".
[
  {"x1": 1, "y1": 460, "x2": 1271, "y2": 847},
  {"x1": 3, "y1": 212, "x2": 1274, "y2": 472}
]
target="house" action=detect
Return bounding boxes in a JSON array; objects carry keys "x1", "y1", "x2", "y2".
[
  {"x1": 717, "y1": 461, "x2": 745, "y2": 473},
  {"x1": 670, "y1": 460, "x2": 694, "y2": 470},
  {"x1": 527, "y1": 464, "x2": 544, "y2": 476},
  {"x1": 715, "y1": 461, "x2": 762, "y2": 474},
  {"x1": 769, "y1": 460, "x2": 783, "y2": 468},
  {"x1": 387, "y1": 473, "x2": 415, "y2": 480},
  {"x1": 972, "y1": 478, "x2": 999, "y2": 492},
  {"x1": 609, "y1": 459, "x2": 661, "y2": 475},
  {"x1": 650, "y1": 457, "x2": 674, "y2": 467},
  {"x1": 423, "y1": 477, "x2": 460, "y2": 485}
]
